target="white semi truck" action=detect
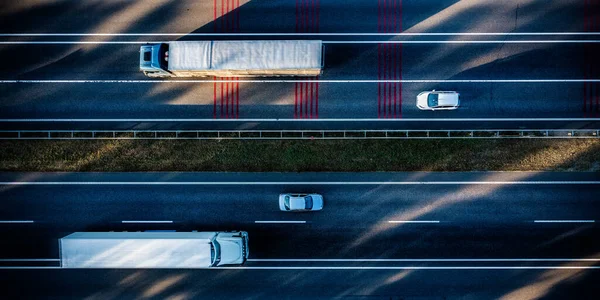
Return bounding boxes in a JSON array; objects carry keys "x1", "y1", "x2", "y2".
[
  {"x1": 139, "y1": 40, "x2": 324, "y2": 77},
  {"x1": 59, "y1": 231, "x2": 249, "y2": 268}
]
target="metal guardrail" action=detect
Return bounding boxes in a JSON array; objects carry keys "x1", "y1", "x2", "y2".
[{"x1": 0, "y1": 130, "x2": 598, "y2": 139}]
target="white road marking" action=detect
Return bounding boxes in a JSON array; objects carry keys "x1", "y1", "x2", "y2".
[
  {"x1": 255, "y1": 221, "x2": 307, "y2": 224},
  {"x1": 248, "y1": 258, "x2": 600, "y2": 262},
  {"x1": 1, "y1": 79, "x2": 599, "y2": 83},
  {"x1": 0, "y1": 266, "x2": 598, "y2": 270},
  {"x1": 0, "y1": 267, "x2": 61, "y2": 269},
  {"x1": 0, "y1": 258, "x2": 60, "y2": 262},
  {"x1": 2, "y1": 40, "x2": 600, "y2": 45},
  {"x1": 0, "y1": 220, "x2": 34, "y2": 223},
  {"x1": 388, "y1": 220, "x2": 440, "y2": 224},
  {"x1": 216, "y1": 266, "x2": 600, "y2": 270},
  {"x1": 534, "y1": 220, "x2": 595, "y2": 223},
  {"x1": 1, "y1": 181, "x2": 599, "y2": 185},
  {"x1": 1, "y1": 118, "x2": 600, "y2": 122},
  {"x1": 121, "y1": 220, "x2": 173, "y2": 224},
  {"x1": 1, "y1": 32, "x2": 600, "y2": 36},
  {"x1": 1, "y1": 258, "x2": 596, "y2": 262}
]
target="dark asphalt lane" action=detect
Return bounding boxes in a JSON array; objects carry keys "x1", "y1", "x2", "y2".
[
  {"x1": 0, "y1": 266, "x2": 599, "y2": 299},
  {"x1": 0, "y1": 0, "x2": 584, "y2": 35},
  {"x1": 0, "y1": 0, "x2": 598, "y2": 129},
  {"x1": 0, "y1": 172, "x2": 599, "y2": 298},
  {"x1": 0, "y1": 172, "x2": 598, "y2": 260}
]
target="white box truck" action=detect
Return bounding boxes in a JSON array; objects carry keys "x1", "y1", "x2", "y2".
[
  {"x1": 59, "y1": 231, "x2": 249, "y2": 268},
  {"x1": 139, "y1": 40, "x2": 324, "y2": 77}
]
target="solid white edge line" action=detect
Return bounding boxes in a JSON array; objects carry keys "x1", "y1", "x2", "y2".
[
  {"x1": 216, "y1": 266, "x2": 600, "y2": 270},
  {"x1": 1, "y1": 79, "x2": 600, "y2": 83},
  {"x1": 0, "y1": 258, "x2": 59, "y2": 262},
  {"x1": 0, "y1": 220, "x2": 34, "y2": 223},
  {"x1": 255, "y1": 221, "x2": 307, "y2": 224},
  {"x1": 2, "y1": 40, "x2": 600, "y2": 45},
  {"x1": 388, "y1": 220, "x2": 440, "y2": 223},
  {"x1": 1, "y1": 118, "x2": 600, "y2": 122},
  {"x1": 121, "y1": 220, "x2": 173, "y2": 224},
  {"x1": 0, "y1": 266, "x2": 599, "y2": 270},
  {"x1": 0, "y1": 258, "x2": 597, "y2": 262},
  {"x1": 534, "y1": 220, "x2": 595, "y2": 223},
  {"x1": 247, "y1": 258, "x2": 600, "y2": 262},
  {"x1": 1, "y1": 181, "x2": 599, "y2": 185},
  {"x1": 2, "y1": 32, "x2": 600, "y2": 36}
]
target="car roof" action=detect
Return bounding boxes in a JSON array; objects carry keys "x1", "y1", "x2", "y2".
[{"x1": 433, "y1": 92, "x2": 459, "y2": 107}]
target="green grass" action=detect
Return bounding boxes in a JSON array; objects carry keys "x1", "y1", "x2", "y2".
[{"x1": 0, "y1": 139, "x2": 599, "y2": 172}]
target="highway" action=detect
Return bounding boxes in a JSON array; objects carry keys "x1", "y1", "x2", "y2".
[
  {"x1": 0, "y1": 172, "x2": 599, "y2": 298},
  {"x1": 0, "y1": 0, "x2": 599, "y2": 130}
]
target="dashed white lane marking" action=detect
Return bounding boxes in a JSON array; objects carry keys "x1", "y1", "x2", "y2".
[
  {"x1": 0, "y1": 220, "x2": 34, "y2": 223},
  {"x1": 1, "y1": 32, "x2": 600, "y2": 36},
  {"x1": 1, "y1": 79, "x2": 599, "y2": 83},
  {"x1": 2, "y1": 40, "x2": 600, "y2": 45},
  {"x1": 255, "y1": 221, "x2": 307, "y2": 224},
  {"x1": 533, "y1": 220, "x2": 595, "y2": 223},
  {"x1": 388, "y1": 220, "x2": 440, "y2": 223},
  {"x1": 1, "y1": 181, "x2": 599, "y2": 185},
  {"x1": 121, "y1": 220, "x2": 173, "y2": 224},
  {"x1": 1, "y1": 118, "x2": 600, "y2": 122},
  {"x1": 248, "y1": 258, "x2": 600, "y2": 262}
]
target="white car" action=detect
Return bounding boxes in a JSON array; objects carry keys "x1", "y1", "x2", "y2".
[
  {"x1": 279, "y1": 193, "x2": 324, "y2": 212},
  {"x1": 417, "y1": 90, "x2": 460, "y2": 110}
]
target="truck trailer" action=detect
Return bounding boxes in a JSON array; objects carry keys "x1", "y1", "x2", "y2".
[
  {"x1": 59, "y1": 231, "x2": 249, "y2": 268},
  {"x1": 139, "y1": 40, "x2": 324, "y2": 77}
]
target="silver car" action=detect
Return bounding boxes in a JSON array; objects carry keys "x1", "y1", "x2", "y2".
[
  {"x1": 417, "y1": 90, "x2": 460, "y2": 110},
  {"x1": 279, "y1": 193, "x2": 324, "y2": 212}
]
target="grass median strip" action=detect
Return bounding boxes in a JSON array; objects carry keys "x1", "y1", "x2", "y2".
[{"x1": 0, "y1": 139, "x2": 599, "y2": 172}]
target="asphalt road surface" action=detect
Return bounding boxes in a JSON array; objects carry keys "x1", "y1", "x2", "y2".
[
  {"x1": 0, "y1": 172, "x2": 599, "y2": 298},
  {"x1": 0, "y1": 0, "x2": 599, "y2": 130}
]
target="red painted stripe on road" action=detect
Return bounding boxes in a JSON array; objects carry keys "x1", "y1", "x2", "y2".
[
  {"x1": 295, "y1": 82, "x2": 298, "y2": 118},
  {"x1": 305, "y1": 0, "x2": 310, "y2": 33},
  {"x1": 399, "y1": 44, "x2": 403, "y2": 117},
  {"x1": 220, "y1": 82, "x2": 224, "y2": 118},
  {"x1": 383, "y1": 0, "x2": 387, "y2": 33},
  {"x1": 299, "y1": 81, "x2": 303, "y2": 118},
  {"x1": 384, "y1": 43, "x2": 388, "y2": 118},
  {"x1": 378, "y1": 0, "x2": 381, "y2": 33},
  {"x1": 237, "y1": 0, "x2": 241, "y2": 32},
  {"x1": 305, "y1": 77, "x2": 309, "y2": 118},
  {"x1": 214, "y1": 0, "x2": 217, "y2": 32},
  {"x1": 393, "y1": 43, "x2": 397, "y2": 118},
  {"x1": 316, "y1": 75, "x2": 319, "y2": 118},
  {"x1": 388, "y1": 44, "x2": 394, "y2": 118},
  {"x1": 231, "y1": 77, "x2": 235, "y2": 118},
  {"x1": 236, "y1": 78, "x2": 240, "y2": 118},
  {"x1": 378, "y1": 44, "x2": 381, "y2": 118},
  {"x1": 225, "y1": 79, "x2": 230, "y2": 118},
  {"x1": 316, "y1": 0, "x2": 320, "y2": 33},
  {"x1": 213, "y1": 79, "x2": 217, "y2": 119},
  {"x1": 310, "y1": 80, "x2": 314, "y2": 118},
  {"x1": 221, "y1": 0, "x2": 225, "y2": 33}
]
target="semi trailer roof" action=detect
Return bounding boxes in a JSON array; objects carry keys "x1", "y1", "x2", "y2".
[
  {"x1": 60, "y1": 232, "x2": 216, "y2": 268},
  {"x1": 168, "y1": 40, "x2": 323, "y2": 71}
]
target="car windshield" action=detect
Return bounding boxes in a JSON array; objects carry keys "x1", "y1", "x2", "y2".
[
  {"x1": 304, "y1": 196, "x2": 313, "y2": 209},
  {"x1": 427, "y1": 93, "x2": 439, "y2": 107},
  {"x1": 284, "y1": 196, "x2": 291, "y2": 210}
]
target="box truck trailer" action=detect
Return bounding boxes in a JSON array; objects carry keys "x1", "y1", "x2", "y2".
[
  {"x1": 59, "y1": 231, "x2": 249, "y2": 268},
  {"x1": 139, "y1": 40, "x2": 324, "y2": 77}
]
